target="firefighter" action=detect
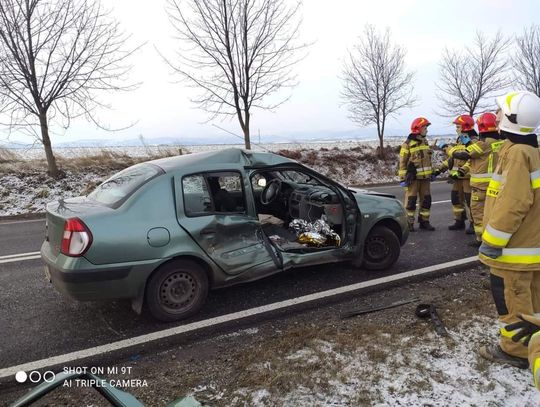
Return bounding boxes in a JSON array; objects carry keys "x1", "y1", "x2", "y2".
[
  {"x1": 434, "y1": 115, "x2": 477, "y2": 233},
  {"x1": 452, "y1": 113, "x2": 505, "y2": 246},
  {"x1": 478, "y1": 90, "x2": 540, "y2": 368},
  {"x1": 503, "y1": 315, "x2": 540, "y2": 388},
  {"x1": 398, "y1": 117, "x2": 435, "y2": 232}
]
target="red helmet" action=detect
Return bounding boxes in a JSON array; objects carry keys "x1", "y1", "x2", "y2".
[
  {"x1": 476, "y1": 112, "x2": 498, "y2": 133},
  {"x1": 410, "y1": 117, "x2": 431, "y2": 135},
  {"x1": 453, "y1": 115, "x2": 475, "y2": 132}
]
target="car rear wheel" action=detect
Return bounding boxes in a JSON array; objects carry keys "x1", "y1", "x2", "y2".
[
  {"x1": 362, "y1": 225, "x2": 400, "y2": 271},
  {"x1": 146, "y1": 259, "x2": 209, "y2": 322}
]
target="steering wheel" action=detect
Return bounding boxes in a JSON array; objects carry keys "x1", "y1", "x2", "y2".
[{"x1": 260, "y1": 179, "x2": 282, "y2": 205}]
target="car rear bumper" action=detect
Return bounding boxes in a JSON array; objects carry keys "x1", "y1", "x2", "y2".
[{"x1": 40, "y1": 241, "x2": 157, "y2": 301}]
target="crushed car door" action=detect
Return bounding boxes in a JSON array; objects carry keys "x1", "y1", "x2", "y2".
[
  {"x1": 250, "y1": 165, "x2": 359, "y2": 270},
  {"x1": 175, "y1": 172, "x2": 281, "y2": 275}
]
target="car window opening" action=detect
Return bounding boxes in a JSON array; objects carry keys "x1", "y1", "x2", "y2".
[
  {"x1": 251, "y1": 169, "x2": 345, "y2": 252},
  {"x1": 183, "y1": 172, "x2": 246, "y2": 216}
]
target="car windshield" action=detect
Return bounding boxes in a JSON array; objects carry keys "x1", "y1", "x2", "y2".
[
  {"x1": 278, "y1": 170, "x2": 320, "y2": 185},
  {"x1": 88, "y1": 164, "x2": 163, "y2": 207}
]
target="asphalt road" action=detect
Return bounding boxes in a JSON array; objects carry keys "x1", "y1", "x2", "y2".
[{"x1": 0, "y1": 181, "x2": 479, "y2": 370}]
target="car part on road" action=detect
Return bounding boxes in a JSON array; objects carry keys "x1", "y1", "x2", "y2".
[
  {"x1": 362, "y1": 225, "x2": 401, "y2": 270},
  {"x1": 341, "y1": 297, "x2": 420, "y2": 319},
  {"x1": 415, "y1": 303, "x2": 449, "y2": 337},
  {"x1": 146, "y1": 259, "x2": 209, "y2": 322}
]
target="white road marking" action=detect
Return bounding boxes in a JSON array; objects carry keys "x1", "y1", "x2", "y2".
[
  {"x1": 0, "y1": 251, "x2": 41, "y2": 264},
  {"x1": 0, "y1": 255, "x2": 479, "y2": 379},
  {"x1": 432, "y1": 200, "x2": 451, "y2": 204},
  {"x1": 367, "y1": 181, "x2": 447, "y2": 190},
  {"x1": 0, "y1": 218, "x2": 45, "y2": 226}
]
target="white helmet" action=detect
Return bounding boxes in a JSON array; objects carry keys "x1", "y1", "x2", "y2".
[{"x1": 495, "y1": 91, "x2": 540, "y2": 135}]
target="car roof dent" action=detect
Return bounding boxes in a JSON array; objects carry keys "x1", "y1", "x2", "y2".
[{"x1": 149, "y1": 148, "x2": 295, "y2": 172}]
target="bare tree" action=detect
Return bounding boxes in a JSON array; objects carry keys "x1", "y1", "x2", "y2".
[
  {"x1": 0, "y1": 0, "x2": 137, "y2": 178},
  {"x1": 514, "y1": 25, "x2": 540, "y2": 97},
  {"x1": 437, "y1": 31, "x2": 511, "y2": 117},
  {"x1": 166, "y1": 0, "x2": 307, "y2": 149},
  {"x1": 341, "y1": 25, "x2": 416, "y2": 158}
]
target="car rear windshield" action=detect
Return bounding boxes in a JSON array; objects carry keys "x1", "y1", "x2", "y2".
[{"x1": 88, "y1": 163, "x2": 163, "y2": 208}]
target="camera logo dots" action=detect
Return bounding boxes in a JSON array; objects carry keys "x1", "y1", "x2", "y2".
[
  {"x1": 15, "y1": 370, "x2": 55, "y2": 383},
  {"x1": 15, "y1": 371, "x2": 27, "y2": 383}
]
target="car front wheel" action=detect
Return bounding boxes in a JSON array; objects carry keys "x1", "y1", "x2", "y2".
[
  {"x1": 146, "y1": 259, "x2": 209, "y2": 322},
  {"x1": 362, "y1": 225, "x2": 400, "y2": 271}
]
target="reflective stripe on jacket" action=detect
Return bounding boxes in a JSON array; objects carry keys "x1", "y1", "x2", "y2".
[
  {"x1": 480, "y1": 140, "x2": 540, "y2": 271},
  {"x1": 466, "y1": 138, "x2": 504, "y2": 189},
  {"x1": 438, "y1": 141, "x2": 469, "y2": 179},
  {"x1": 398, "y1": 137, "x2": 433, "y2": 180}
]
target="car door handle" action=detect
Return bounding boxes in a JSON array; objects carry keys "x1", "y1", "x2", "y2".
[{"x1": 200, "y1": 228, "x2": 216, "y2": 236}]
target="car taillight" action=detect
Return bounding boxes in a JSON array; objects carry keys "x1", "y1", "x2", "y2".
[{"x1": 61, "y1": 218, "x2": 93, "y2": 257}]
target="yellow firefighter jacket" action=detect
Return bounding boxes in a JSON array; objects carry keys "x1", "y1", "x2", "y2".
[
  {"x1": 480, "y1": 140, "x2": 540, "y2": 271},
  {"x1": 438, "y1": 141, "x2": 470, "y2": 179},
  {"x1": 398, "y1": 136, "x2": 433, "y2": 180},
  {"x1": 461, "y1": 137, "x2": 504, "y2": 190}
]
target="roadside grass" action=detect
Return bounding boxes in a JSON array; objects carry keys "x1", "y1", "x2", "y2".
[
  {"x1": 0, "y1": 147, "x2": 21, "y2": 163},
  {"x1": 180, "y1": 272, "x2": 509, "y2": 407},
  {"x1": 1, "y1": 143, "x2": 445, "y2": 217}
]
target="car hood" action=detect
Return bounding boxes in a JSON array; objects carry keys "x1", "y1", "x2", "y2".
[{"x1": 347, "y1": 187, "x2": 396, "y2": 199}]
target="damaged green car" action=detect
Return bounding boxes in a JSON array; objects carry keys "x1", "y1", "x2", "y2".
[{"x1": 41, "y1": 149, "x2": 408, "y2": 321}]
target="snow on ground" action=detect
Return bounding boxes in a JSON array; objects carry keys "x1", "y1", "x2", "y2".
[
  {"x1": 0, "y1": 169, "x2": 108, "y2": 217},
  {"x1": 237, "y1": 316, "x2": 539, "y2": 407}
]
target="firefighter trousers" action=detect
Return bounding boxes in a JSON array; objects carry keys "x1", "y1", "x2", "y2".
[
  {"x1": 404, "y1": 179, "x2": 431, "y2": 225},
  {"x1": 450, "y1": 179, "x2": 472, "y2": 222},
  {"x1": 490, "y1": 267, "x2": 540, "y2": 359},
  {"x1": 470, "y1": 187, "x2": 486, "y2": 241}
]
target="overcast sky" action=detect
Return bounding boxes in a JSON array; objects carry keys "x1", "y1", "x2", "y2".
[{"x1": 2, "y1": 0, "x2": 540, "y2": 145}]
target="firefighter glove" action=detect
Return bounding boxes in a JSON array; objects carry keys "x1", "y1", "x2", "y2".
[
  {"x1": 505, "y1": 315, "x2": 540, "y2": 346},
  {"x1": 452, "y1": 150, "x2": 470, "y2": 160},
  {"x1": 479, "y1": 242, "x2": 502, "y2": 259},
  {"x1": 457, "y1": 168, "x2": 467, "y2": 178}
]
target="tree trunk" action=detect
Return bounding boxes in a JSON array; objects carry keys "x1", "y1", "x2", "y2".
[
  {"x1": 243, "y1": 112, "x2": 251, "y2": 149},
  {"x1": 39, "y1": 112, "x2": 60, "y2": 178},
  {"x1": 377, "y1": 120, "x2": 385, "y2": 159}
]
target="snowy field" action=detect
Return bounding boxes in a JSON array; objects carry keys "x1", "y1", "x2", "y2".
[{"x1": 3, "y1": 138, "x2": 408, "y2": 160}]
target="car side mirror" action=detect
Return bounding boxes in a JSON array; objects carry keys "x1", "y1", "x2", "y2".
[{"x1": 257, "y1": 178, "x2": 267, "y2": 187}]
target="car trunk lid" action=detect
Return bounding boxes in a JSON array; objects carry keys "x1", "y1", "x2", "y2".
[{"x1": 45, "y1": 196, "x2": 113, "y2": 257}]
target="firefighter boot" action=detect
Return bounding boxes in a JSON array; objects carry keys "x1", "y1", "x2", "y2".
[
  {"x1": 419, "y1": 221, "x2": 435, "y2": 231},
  {"x1": 448, "y1": 219, "x2": 465, "y2": 230},
  {"x1": 478, "y1": 344, "x2": 528, "y2": 369},
  {"x1": 465, "y1": 222, "x2": 475, "y2": 235}
]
